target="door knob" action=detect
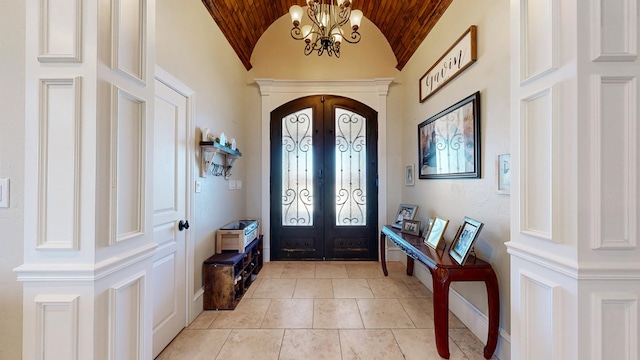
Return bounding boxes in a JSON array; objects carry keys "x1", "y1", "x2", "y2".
[{"x1": 178, "y1": 220, "x2": 190, "y2": 231}]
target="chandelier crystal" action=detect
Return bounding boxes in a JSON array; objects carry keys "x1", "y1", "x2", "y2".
[{"x1": 289, "y1": 0, "x2": 363, "y2": 57}]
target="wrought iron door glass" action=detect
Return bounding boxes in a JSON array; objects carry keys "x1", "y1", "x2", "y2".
[
  {"x1": 282, "y1": 108, "x2": 313, "y2": 226},
  {"x1": 335, "y1": 108, "x2": 366, "y2": 226}
]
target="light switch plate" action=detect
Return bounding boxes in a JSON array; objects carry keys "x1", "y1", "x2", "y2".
[
  {"x1": 0, "y1": 178, "x2": 9, "y2": 208},
  {"x1": 195, "y1": 180, "x2": 202, "y2": 193},
  {"x1": 228, "y1": 180, "x2": 237, "y2": 190},
  {"x1": 236, "y1": 180, "x2": 242, "y2": 189}
]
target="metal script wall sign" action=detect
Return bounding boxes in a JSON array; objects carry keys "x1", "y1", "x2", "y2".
[{"x1": 419, "y1": 26, "x2": 477, "y2": 103}]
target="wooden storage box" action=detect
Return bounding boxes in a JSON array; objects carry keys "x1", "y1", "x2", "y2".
[{"x1": 216, "y1": 220, "x2": 259, "y2": 254}]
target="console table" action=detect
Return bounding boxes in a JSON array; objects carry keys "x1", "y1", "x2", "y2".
[{"x1": 379, "y1": 225, "x2": 499, "y2": 359}]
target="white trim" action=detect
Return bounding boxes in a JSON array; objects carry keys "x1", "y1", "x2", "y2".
[
  {"x1": 38, "y1": 0, "x2": 83, "y2": 63},
  {"x1": 506, "y1": 241, "x2": 640, "y2": 280},
  {"x1": 14, "y1": 242, "x2": 157, "y2": 282},
  {"x1": 590, "y1": 0, "x2": 638, "y2": 61},
  {"x1": 35, "y1": 294, "x2": 80, "y2": 360},
  {"x1": 519, "y1": 86, "x2": 560, "y2": 242},
  {"x1": 108, "y1": 272, "x2": 146, "y2": 360},
  {"x1": 590, "y1": 75, "x2": 637, "y2": 250},
  {"x1": 506, "y1": 241, "x2": 578, "y2": 278},
  {"x1": 591, "y1": 292, "x2": 639, "y2": 360},
  {"x1": 519, "y1": 0, "x2": 559, "y2": 84},
  {"x1": 109, "y1": 85, "x2": 147, "y2": 245},
  {"x1": 37, "y1": 77, "x2": 83, "y2": 250},
  {"x1": 519, "y1": 270, "x2": 562, "y2": 360},
  {"x1": 254, "y1": 78, "x2": 393, "y2": 263},
  {"x1": 110, "y1": 0, "x2": 147, "y2": 84}
]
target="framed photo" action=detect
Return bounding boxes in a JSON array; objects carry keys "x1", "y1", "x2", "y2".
[
  {"x1": 424, "y1": 217, "x2": 449, "y2": 249},
  {"x1": 405, "y1": 164, "x2": 415, "y2": 186},
  {"x1": 418, "y1": 91, "x2": 481, "y2": 179},
  {"x1": 401, "y1": 219, "x2": 421, "y2": 236},
  {"x1": 422, "y1": 218, "x2": 434, "y2": 243},
  {"x1": 392, "y1": 204, "x2": 418, "y2": 229},
  {"x1": 497, "y1": 153, "x2": 511, "y2": 194},
  {"x1": 449, "y1": 217, "x2": 484, "y2": 265}
]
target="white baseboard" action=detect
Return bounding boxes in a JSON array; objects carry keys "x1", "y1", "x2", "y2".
[
  {"x1": 410, "y1": 261, "x2": 511, "y2": 360},
  {"x1": 387, "y1": 247, "x2": 404, "y2": 262},
  {"x1": 189, "y1": 287, "x2": 204, "y2": 325}
]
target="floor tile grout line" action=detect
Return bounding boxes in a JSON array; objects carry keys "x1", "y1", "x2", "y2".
[{"x1": 213, "y1": 328, "x2": 233, "y2": 360}]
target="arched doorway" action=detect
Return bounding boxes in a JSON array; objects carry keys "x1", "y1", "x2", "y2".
[{"x1": 270, "y1": 95, "x2": 378, "y2": 260}]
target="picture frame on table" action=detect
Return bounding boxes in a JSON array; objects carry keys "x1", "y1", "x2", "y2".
[
  {"x1": 422, "y1": 218, "x2": 434, "y2": 243},
  {"x1": 418, "y1": 91, "x2": 481, "y2": 179},
  {"x1": 392, "y1": 204, "x2": 419, "y2": 229},
  {"x1": 449, "y1": 217, "x2": 484, "y2": 265},
  {"x1": 405, "y1": 164, "x2": 415, "y2": 186},
  {"x1": 401, "y1": 219, "x2": 421, "y2": 236},
  {"x1": 424, "y1": 217, "x2": 449, "y2": 249}
]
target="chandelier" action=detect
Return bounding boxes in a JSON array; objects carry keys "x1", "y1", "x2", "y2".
[{"x1": 289, "y1": 0, "x2": 363, "y2": 57}]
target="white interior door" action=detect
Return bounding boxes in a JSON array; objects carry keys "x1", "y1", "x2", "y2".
[{"x1": 152, "y1": 77, "x2": 189, "y2": 357}]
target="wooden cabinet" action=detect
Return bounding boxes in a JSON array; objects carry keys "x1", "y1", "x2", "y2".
[{"x1": 203, "y1": 235, "x2": 263, "y2": 310}]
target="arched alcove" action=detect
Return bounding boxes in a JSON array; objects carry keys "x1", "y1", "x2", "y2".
[{"x1": 248, "y1": 14, "x2": 399, "y2": 80}]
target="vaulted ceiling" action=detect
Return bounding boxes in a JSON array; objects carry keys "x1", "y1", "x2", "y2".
[{"x1": 201, "y1": 0, "x2": 452, "y2": 71}]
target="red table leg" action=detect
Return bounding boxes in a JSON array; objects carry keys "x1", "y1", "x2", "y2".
[
  {"x1": 380, "y1": 232, "x2": 388, "y2": 276},
  {"x1": 483, "y1": 269, "x2": 499, "y2": 359},
  {"x1": 431, "y1": 267, "x2": 451, "y2": 359},
  {"x1": 406, "y1": 256, "x2": 414, "y2": 276}
]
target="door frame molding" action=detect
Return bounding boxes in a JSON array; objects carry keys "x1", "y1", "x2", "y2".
[
  {"x1": 154, "y1": 66, "x2": 196, "y2": 323},
  {"x1": 255, "y1": 78, "x2": 393, "y2": 262}
]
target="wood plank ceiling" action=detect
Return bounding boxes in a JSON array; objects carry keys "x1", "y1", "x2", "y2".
[{"x1": 201, "y1": 0, "x2": 452, "y2": 71}]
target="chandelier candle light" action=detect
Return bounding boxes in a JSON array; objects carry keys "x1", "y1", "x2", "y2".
[{"x1": 289, "y1": 0, "x2": 363, "y2": 57}]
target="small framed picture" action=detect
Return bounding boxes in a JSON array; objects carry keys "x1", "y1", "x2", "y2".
[
  {"x1": 401, "y1": 219, "x2": 421, "y2": 236},
  {"x1": 497, "y1": 153, "x2": 511, "y2": 194},
  {"x1": 405, "y1": 164, "x2": 415, "y2": 186},
  {"x1": 422, "y1": 218, "x2": 434, "y2": 243},
  {"x1": 392, "y1": 204, "x2": 419, "y2": 229},
  {"x1": 424, "y1": 217, "x2": 449, "y2": 249},
  {"x1": 449, "y1": 217, "x2": 484, "y2": 265}
]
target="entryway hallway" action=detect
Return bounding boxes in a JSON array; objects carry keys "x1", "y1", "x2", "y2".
[{"x1": 157, "y1": 261, "x2": 496, "y2": 359}]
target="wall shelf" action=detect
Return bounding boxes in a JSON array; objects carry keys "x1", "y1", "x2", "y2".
[{"x1": 200, "y1": 141, "x2": 242, "y2": 178}]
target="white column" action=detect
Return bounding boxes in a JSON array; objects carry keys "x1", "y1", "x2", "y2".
[
  {"x1": 507, "y1": 1, "x2": 640, "y2": 359},
  {"x1": 16, "y1": 0, "x2": 156, "y2": 359}
]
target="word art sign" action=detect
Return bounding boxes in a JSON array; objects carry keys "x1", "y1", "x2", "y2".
[{"x1": 419, "y1": 26, "x2": 477, "y2": 102}]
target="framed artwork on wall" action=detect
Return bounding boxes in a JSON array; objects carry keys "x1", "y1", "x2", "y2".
[
  {"x1": 405, "y1": 164, "x2": 415, "y2": 186},
  {"x1": 418, "y1": 91, "x2": 481, "y2": 179},
  {"x1": 497, "y1": 153, "x2": 511, "y2": 194}
]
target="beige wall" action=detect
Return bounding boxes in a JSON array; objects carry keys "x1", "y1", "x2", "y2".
[
  {"x1": 398, "y1": 0, "x2": 511, "y2": 332},
  {"x1": 0, "y1": 0, "x2": 25, "y2": 358},
  {"x1": 156, "y1": 0, "x2": 249, "y2": 292},
  {"x1": 249, "y1": 15, "x2": 398, "y2": 80}
]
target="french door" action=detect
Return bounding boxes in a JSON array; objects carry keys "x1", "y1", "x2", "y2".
[{"x1": 270, "y1": 95, "x2": 378, "y2": 260}]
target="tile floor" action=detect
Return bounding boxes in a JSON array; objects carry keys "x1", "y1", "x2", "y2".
[{"x1": 157, "y1": 261, "x2": 496, "y2": 360}]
